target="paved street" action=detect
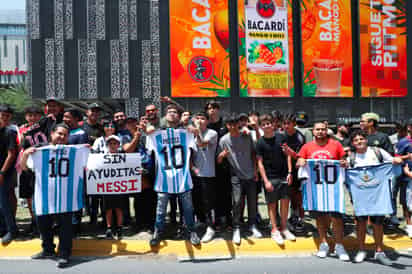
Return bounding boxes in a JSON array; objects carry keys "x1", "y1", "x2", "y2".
[{"x1": 1, "y1": 252, "x2": 412, "y2": 274}]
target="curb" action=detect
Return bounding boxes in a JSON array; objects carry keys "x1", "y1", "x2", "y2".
[{"x1": 1, "y1": 236, "x2": 411, "y2": 259}]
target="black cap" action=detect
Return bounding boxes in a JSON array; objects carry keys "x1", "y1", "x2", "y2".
[
  {"x1": 0, "y1": 104, "x2": 14, "y2": 114},
  {"x1": 296, "y1": 111, "x2": 308, "y2": 124},
  {"x1": 126, "y1": 117, "x2": 138, "y2": 123},
  {"x1": 24, "y1": 105, "x2": 43, "y2": 114},
  {"x1": 46, "y1": 97, "x2": 61, "y2": 103},
  {"x1": 87, "y1": 103, "x2": 102, "y2": 110}
]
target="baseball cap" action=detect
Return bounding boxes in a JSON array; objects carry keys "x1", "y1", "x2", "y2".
[
  {"x1": 46, "y1": 97, "x2": 61, "y2": 104},
  {"x1": 237, "y1": 113, "x2": 248, "y2": 120},
  {"x1": 24, "y1": 105, "x2": 43, "y2": 114},
  {"x1": 126, "y1": 117, "x2": 138, "y2": 123},
  {"x1": 295, "y1": 111, "x2": 308, "y2": 124},
  {"x1": 87, "y1": 103, "x2": 102, "y2": 110},
  {"x1": 106, "y1": 135, "x2": 120, "y2": 143},
  {"x1": 0, "y1": 104, "x2": 13, "y2": 114},
  {"x1": 361, "y1": 112, "x2": 380, "y2": 121}
]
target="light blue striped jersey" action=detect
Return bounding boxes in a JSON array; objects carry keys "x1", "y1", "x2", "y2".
[
  {"x1": 146, "y1": 128, "x2": 195, "y2": 193},
  {"x1": 28, "y1": 145, "x2": 89, "y2": 216},
  {"x1": 298, "y1": 159, "x2": 345, "y2": 214},
  {"x1": 346, "y1": 163, "x2": 401, "y2": 216}
]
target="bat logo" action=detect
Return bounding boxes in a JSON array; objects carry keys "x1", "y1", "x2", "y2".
[
  {"x1": 188, "y1": 56, "x2": 214, "y2": 83},
  {"x1": 256, "y1": 0, "x2": 276, "y2": 18}
]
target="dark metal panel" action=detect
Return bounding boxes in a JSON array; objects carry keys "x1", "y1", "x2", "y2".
[
  {"x1": 73, "y1": 0, "x2": 87, "y2": 39},
  {"x1": 97, "y1": 40, "x2": 111, "y2": 98},
  {"x1": 106, "y1": 0, "x2": 119, "y2": 40},
  {"x1": 39, "y1": 0, "x2": 54, "y2": 38},
  {"x1": 30, "y1": 39, "x2": 45, "y2": 99},
  {"x1": 64, "y1": 39, "x2": 79, "y2": 99}
]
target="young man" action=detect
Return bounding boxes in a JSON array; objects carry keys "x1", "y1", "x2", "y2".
[
  {"x1": 39, "y1": 98, "x2": 65, "y2": 138},
  {"x1": 21, "y1": 124, "x2": 89, "y2": 268},
  {"x1": 282, "y1": 114, "x2": 306, "y2": 233},
  {"x1": 297, "y1": 121, "x2": 349, "y2": 261},
  {"x1": 148, "y1": 104, "x2": 200, "y2": 246},
  {"x1": 0, "y1": 105, "x2": 18, "y2": 245},
  {"x1": 348, "y1": 130, "x2": 402, "y2": 265},
  {"x1": 205, "y1": 100, "x2": 231, "y2": 227},
  {"x1": 181, "y1": 111, "x2": 191, "y2": 128},
  {"x1": 257, "y1": 114, "x2": 295, "y2": 245},
  {"x1": 18, "y1": 106, "x2": 44, "y2": 233},
  {"x1": 360, "y1": 112, "x2": 393, "y2": 155},
  {"x1": 218, "y1": 114, "x2": 262, "y2": 245},
  {"x1": 191, "y1": 112, "x2": 218, "y2": 243},
  {"x1": 334, "y1": 121, "x2": 351, "y2": 148}
]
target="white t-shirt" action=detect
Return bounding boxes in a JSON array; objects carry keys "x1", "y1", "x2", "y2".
[{"x1": 351, "y1": 147, "x2": 393, "y2": 167}]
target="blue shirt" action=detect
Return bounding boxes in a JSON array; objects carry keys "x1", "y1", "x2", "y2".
[
  {"x1": 68, "y1": 128, "x2": 89, "y2": 145},
  {"x1": 396, "y1": 137, "x2": 412, "y2": 179},
  {"x1": 346, "y1": 163, "x2": 401, "y2": 216}
]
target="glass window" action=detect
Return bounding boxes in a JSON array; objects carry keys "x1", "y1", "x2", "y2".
[{"x1": 3, "y1": 36, "x2": 7, "y2": 57}]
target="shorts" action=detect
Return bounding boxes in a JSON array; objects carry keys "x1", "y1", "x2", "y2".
[
  {"x1": 103, "y1": 195, "x2": 125, "y2": 210},
  {"x1": 399, "y1": 179, "x2": 409, "y2": 207},
  {"x1": 19, "y1": 170, "x2": 35, "y2": 199},
  {"x1": 355, "y1": 215, "x2": 385, "y2": 225},
  {"x1": 264, "y1": 179, "x2": 289, "y2": 204},
  {"x1": 309, "y1": 211, "x2": 343, "y2": 219}
]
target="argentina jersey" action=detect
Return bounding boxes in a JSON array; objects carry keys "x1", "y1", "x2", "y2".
[
  {"x1": 28, "y1": 145, "x2": 89, "y2": 216},
  {"x1": 298, "y1": 159, "x2": 345, "y2": 214},
  {"x1": 346, "y1": 163, "x2": 401, "y2": 216},
  {"x1": 146, "y1": 128, "x2": 195, "y2": 194}
]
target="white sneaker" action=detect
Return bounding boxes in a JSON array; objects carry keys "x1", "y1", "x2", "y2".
[
  {"x1": 354, "y1": 250, "x2": 367, "y2": 263},
  {"x1": 281, "y1": 229, "x2": 296, "y2": 241},
  {"x1": 406, "y1": 225, "x2": 412, "y2": 238},
  {"x1": 335, "y1": 244, "x2": 350, "y2": 261},
  {"x1": 201, "y1": 227, "x2": 215, "y2": 243},
  {"x1": 233, "y1": 228, "x2": 241, "y2": 245},
  {"x1": 250, "y1": 225, "x2": 263, "y2": 238},
  {"x1": 316, "y1": 242, "x2": 329, "y2": 258},
  {"x1": 271, "y1": 230, "x2": 284, "y2": 245}
]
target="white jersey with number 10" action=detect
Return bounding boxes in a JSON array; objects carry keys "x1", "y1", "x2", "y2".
[
  {"x1": 146, "y1": 128, "x2": 195, "y2": 194},
  {"x1": 28, "y1": 145, "x2": 89, "y2": 216},
  {"x1": 298, "y1": 159, "x2": 346, "y2": 214}
]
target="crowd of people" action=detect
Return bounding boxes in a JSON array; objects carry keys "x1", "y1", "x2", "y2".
[{"x1": 0, "y1": 96, "x2": 411, "y2": 268}]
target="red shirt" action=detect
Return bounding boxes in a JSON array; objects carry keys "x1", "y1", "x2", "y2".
[{"x1": 298, "y1": 138, "x2": 345, "y2": 160}]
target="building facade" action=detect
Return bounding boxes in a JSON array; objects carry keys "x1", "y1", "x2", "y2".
[
  {"x1": 26, "y1": 0, "x2": 411, "y2": 122},
  {"x1": 0, "y1": 10, "x2": 27, "y2": 86}
]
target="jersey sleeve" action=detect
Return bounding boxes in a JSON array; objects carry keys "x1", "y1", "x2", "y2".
[
  {"x1": 297, "y1": 165, "x2": 309, "y2": 180},
  {"x1": 145, "y1": 133, "x2": 155, "y2": 153},
  {"x1": 27, "y1": 154, "x2": 34, "y2": 170},
  {"x1": 186, "y1": 131, "x2": 196, "y2": 150}
]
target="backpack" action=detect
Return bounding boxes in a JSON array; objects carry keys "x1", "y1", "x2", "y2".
[{"x1": 349, "y1": 146, "x2": 383, "y2": 168}]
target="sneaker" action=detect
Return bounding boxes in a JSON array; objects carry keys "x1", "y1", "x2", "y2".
[
  {"x1": 390, "y1": 216, "x2": 400, "y2": 225},
  {"x1": 31, "y1": 251, "x2": 56, "y2": 260},
  {"x1": 1, "y1": 232, "x2": 16, "y2": 245},
  {"x1": 375, "y1": 252, "x2": 392, "y2": 266},
  {"x1": 56, "y1": 257, "x2": 69, "y2": 268},
  {"x1": 116, "y1": 227, "x2": 122, "y2": 240},
  {"x1": 105, "y1": 228, "x2": 113, "y2": 239},
  {"x1": 406, "y1": 225, "x2": 412, "y2": 238},
  {"x1": 190, "y1": 231, "x2": 200, "y2": 246},
  {"x1": 316, "y1": 242, "x2": 329, "y2": 258},
  {"x1": 201, "y1": 227, "x2": 215, "y2": 243},
  {"x1": 354, "y1": 250, "x2": 367, "y2": 263},
  {"x1": 281, "y1": 229, "x2": 296, "y2": 241},
  {"x1": 233, "y1": 228, "x2": 241, "y2": 245},
  {"x1": 149, "y1": 230, "x2": 161, "y2": 247},
  {"x1": 250, "y1": 225, "x2": 263, "y2": 238},
  {"x1": 271, "y1": 230, "x2": 284, "y2": 245},
  {"x1": 335, "y1": 244, "x2": 350, "y2": 261}
]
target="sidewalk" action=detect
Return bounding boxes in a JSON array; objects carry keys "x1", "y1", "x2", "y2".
[{"x1": 1, "y1": 235, "x2": 411, "y2": 260}]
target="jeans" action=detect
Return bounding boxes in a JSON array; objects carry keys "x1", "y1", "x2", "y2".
[
  {"x1": 37, "y1": 212, "x2": 73, "y2": 258},
  {"x1": 231, "y1": 177, "x2": 257, "y2": 228},
  {"x1": 134, "y1": 188, "x2": 157, "y2": 228},
  {"x1": 0, "y1": 173, "x2": 17, "y2": 234},
  {"x1": 154, "y1": 191, "x2": 195, "y2": 232},
  {"x1": 192, "y1": 176, "x2": 215, "y2": 227},
  {"x1": 392, "y1": 177, "x2": 401, "y2": 217}
]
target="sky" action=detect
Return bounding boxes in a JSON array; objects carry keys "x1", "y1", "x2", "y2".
[{"x1": 0, "y1": 0, "x2": 25, "y2": 10}]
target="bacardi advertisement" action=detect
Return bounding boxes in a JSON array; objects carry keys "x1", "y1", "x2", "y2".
[
  {"x1": 360, "y1": 0, "x2": 407, "y2": 97},
  {"x1": 170, "y1": 0, "x2": 230, "y2": 97},
  {"x1": 301, "y1": 0, "x2": 353, "y2": 97},
  {"x1": 239, "y1": 0, "x2": 291, "y2": 97}
]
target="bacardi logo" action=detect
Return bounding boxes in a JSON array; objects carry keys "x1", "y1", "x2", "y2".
[
  {"x1": 188, "y1": 56, "x2": 214, "y2": 83},
  {"x1": 256, "y1": 0, "x2": 276, "y2": 19}
]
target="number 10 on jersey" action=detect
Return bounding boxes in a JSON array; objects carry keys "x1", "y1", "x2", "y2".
[{"x1": 160, "y1": 145, "x2": 185, "y2": 170}]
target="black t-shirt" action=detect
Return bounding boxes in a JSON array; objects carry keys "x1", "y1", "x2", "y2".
[
  {"x1": 82, "y1": 121, "x2": 104, "y2": 145},
  {"x1": 38, "y1": 113, "x2": 64, "y2": 138},
  {"x1": 22, "y1": 123, "x2": 49, "y2": 149},
  {"x1": 285, "y1": 130, "x2": 305, "y2": 152},
  {"x1": 0, "y1": 127, "x2": 17, "y2": 174},
  {"x1": 208, "y1": 118, "x2": 227, "y2": 139},
  {"x1": 367, "y1": 131, "x2": 394, "y2": 155},
  {"x1": 256, "y1": 133, "x2": 288, "y2": 179}
]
